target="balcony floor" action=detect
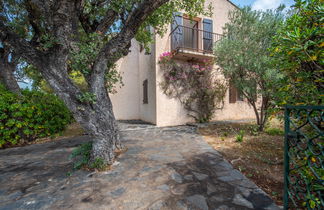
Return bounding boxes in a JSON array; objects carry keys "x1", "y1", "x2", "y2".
[{"x1": 172, "y1": 48, "x2": 214, "y2": 61}]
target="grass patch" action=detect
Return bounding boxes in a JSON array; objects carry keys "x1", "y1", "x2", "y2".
[
  {"x1": 265, "y1": 127, "x2": 284, "y2": 136},
  {"x1": 69, "y1": 142, "x2": 110, "y2": 171},
  {"x1": 235, "y1": 130, "x2": 245, "y2": 142}
]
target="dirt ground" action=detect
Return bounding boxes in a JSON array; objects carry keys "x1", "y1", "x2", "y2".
[{"x1": 198, "y1": 122, "x2": 284, "y2": 205}]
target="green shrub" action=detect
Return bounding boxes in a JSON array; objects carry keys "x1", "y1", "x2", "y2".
[
  {"x1": 235, "y1": 130, "x2": 245, "y2": 142},
  {"x1": 0, "y1": 85, "x2": 73, "y2": 147},
  {"x1": 265, "y1": 127, "x2": 284, "y2": 136}
]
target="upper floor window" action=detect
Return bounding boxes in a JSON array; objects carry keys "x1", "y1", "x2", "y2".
[{"x1": 171, "y1": 13, "x2": 215, "y2": 53}]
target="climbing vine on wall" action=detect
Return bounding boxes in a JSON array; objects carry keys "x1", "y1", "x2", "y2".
[{"x1": 159, "y1": 52, "x2": 227, "y2": 123}]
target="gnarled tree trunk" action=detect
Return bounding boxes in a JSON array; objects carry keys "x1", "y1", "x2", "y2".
[
  {"x1": 0, "y1": 48, "x2": 20, "y2": 94},
  {"x1": 39, "y1": 55, "x2": 122, "y2": 164},
  {"x1": 85, "y1": 97, "x2": 122, "y2": 164},
  {"x1": 73, "y1": 95, "x2": 122, "y2": 164},
  {"x1": 0, "y1": 62, "x2": 20, "y2": 94}
]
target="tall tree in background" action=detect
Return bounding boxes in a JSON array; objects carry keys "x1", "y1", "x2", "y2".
[
  {"x1": 0, "y1": 0, "x2": 209, "y2": 164},
  {"x1": 214, "y1": 6, "x2": 284, "y2": 131},
  {"x1": 272, "y1": 0, "x2": 323, "y2": 106}
]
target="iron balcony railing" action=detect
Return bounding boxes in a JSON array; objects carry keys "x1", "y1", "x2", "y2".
[{"x1": 170, "y1": 25, "x2": 223, "y2": 54}]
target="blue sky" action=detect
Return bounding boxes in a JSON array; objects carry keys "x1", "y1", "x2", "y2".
[{"x1": 230, "y1": 0, "x2": 295, "y2": 10}]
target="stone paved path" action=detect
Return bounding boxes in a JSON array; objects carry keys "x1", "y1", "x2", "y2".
[{"x1": 0, "y1": 124, "x2": 279, "y2": 210}]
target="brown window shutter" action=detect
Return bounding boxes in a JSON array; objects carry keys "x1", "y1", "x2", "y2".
[
  {"x1": 143, "y1": 79, "x2": 148, "y2": 104},
  {"x1": 229, "y1": 81, "x2": 237, "y2": 103}
]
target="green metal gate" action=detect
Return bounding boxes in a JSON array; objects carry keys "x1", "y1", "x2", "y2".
[{"x1": 284, "y1": 105, "x2": 324, "y2": 209}]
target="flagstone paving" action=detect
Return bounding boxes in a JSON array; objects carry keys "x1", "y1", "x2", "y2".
[{"x1": 0, "y1": 124, "x2": 280, "y2": 210}]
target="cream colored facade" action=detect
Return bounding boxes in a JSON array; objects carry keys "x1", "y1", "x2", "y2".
[{"x1": 110, "y1": 0, "x2": 256, "y2": 126}]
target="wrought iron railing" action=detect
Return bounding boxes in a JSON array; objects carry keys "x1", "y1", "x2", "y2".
[
  {"x1": 170, "y1": 25, "x2": 223, "y2": 54},
  {"x1": 284, "y1": 105, "x2": 324, "y2": 209}
]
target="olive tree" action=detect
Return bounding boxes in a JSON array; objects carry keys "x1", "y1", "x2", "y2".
[
  {"x1": 214, "y1": 6, "x2": 284, "y2": 131},
  {"x1": 0, "y1": 0, "x2": 209, "y2": 164}
]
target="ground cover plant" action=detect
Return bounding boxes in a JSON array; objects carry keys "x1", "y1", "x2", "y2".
[{"x1": 0, "y1": 85, "x2": 73, "y2": 148}]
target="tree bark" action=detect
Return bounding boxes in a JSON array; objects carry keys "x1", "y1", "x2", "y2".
[
  {"x1": 73, "y1": 95, "x2": 122, "y2": 164},
  {"x1": 0, "y1": 56, "x2": 21, "y2": 94},
  {"x1": 38, "y1": 55, "x2": 122, "y2": 164},
  {"x1": 250, "y1": 101, "x2": 262, "y2": 131},
  {"x1": 86, "y1": 96, "x2": 122, "y2": 164}
]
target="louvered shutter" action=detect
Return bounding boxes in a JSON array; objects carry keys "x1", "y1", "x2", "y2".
[
  {"x1": 143, "y1": 79, "x2": 148, "y2": 104},
  {"x1": 171, "y1": 12, "x2": 183, "y2": 50},
  {"x1": 203, "y1": 19, "x2": 213, "y2": 52}
]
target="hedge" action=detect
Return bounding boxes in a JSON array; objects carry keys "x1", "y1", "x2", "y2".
[{"x1": 0, "y1": 85, "x2": 73, "y2": 147}]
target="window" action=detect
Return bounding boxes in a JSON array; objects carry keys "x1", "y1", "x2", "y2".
[
  {"x1": 183, "y1": 17, "x2": 199, "y2": 49},
  {"x1": 229, "y1": 81, "x2": 243, "y2": 103},
  {"x1": 143, "y1": 79, "x2": 148, "y2": 104},
  {"x1": 171, "y1": 13, "x2": 214, "y2": 53}
]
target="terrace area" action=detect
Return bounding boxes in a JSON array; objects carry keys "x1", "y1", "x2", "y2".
[{"x1": 170, "y1": 25, "x2": 223, "y2": 60}]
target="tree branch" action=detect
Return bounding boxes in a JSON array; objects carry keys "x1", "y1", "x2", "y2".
[
  {"x1": 25, "y1": 0, "x2": 43, "y2": 44},
  {"x1": 96, "y1": 8, "x2": 117, "y2": 33},
  {"x1": 90, "y1": 0, "x2": 170, "y2": 95},
  {"x1": 78, "y1": 0, "x2": 117, "y2": 33},
  {"x1": 0, "y1": 22, "x2": 44, "y2": 68}
]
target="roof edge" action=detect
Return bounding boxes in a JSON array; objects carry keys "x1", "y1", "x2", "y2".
[{"x1": 226, "y1": 0, "x2": 240, "y2": 9}]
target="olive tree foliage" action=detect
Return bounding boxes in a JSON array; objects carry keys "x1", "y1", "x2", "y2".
[
  {"x1": 0, "y1": 0, "x2": 210, "y2": 164},
  {"x1": 272, "y1": 0, "x2": 323, "y2": 106},
  {"x1": 214, "y1": 6, "x2": 284, "y2": 131}
]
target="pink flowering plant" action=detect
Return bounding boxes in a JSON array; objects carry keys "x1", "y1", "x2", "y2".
[
  {"x1": 159, "y1": 54, "x2": 226, "y2": 123},
  {"x1": 159, "y1": 51, "x2": 173, "y2": 63}
]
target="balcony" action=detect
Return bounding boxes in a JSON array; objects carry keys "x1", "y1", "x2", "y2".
[{"x1": 170, "y1": 25, "x2": 223, "y2": 60}]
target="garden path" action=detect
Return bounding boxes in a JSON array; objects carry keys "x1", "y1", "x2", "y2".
[{"x1": 0, "y1": 123, "x2": 279, "y2": 210}]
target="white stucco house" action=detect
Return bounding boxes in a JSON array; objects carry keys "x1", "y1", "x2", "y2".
[{"x1": 110, "y1": 0, "x2": 255, "y2": 126}]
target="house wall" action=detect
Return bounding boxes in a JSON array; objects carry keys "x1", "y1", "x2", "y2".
[
  {"x1": 138, "y1": 40, "x2": 157, "y2": 124},
  {"x1": 111, "y1": 39, "x2": 157, "y2": 124},
  {"x1": 154, "y1": 0, "x2": 256, "y2": 126},
  {"x1": 110, "y1": 40, "x2": 140, "y2": 120},
  {"x1": 111, "y1": 0, "x2": 256, "y2": 126}
]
